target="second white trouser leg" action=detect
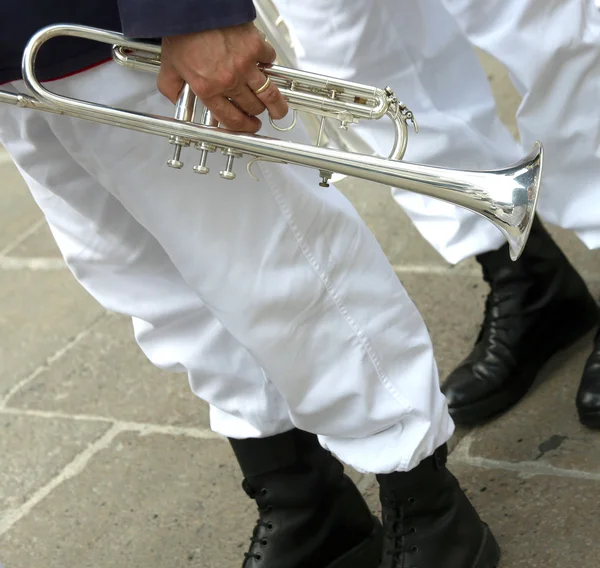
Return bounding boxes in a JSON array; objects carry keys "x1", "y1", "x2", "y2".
[
  {"x1": 273, "y1": 0, "x2": 525, "y2": 264},
  {"x1": 0, "y1": 62, "x2": 453, "y2": 473},
  {"x1": 443, "y1": 0, "x2": 600, "y2": 250}
]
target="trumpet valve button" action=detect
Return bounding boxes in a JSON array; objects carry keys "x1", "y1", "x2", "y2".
[
  {"x1": 319, "y1": 169, "x2": 333, "y2": 187},
  {"x1": 220, "y1": 170, "x2": 236, "y2": 180},
  {"x1": 167, "y1": 144, "x2": 184, "y2": 169},
  {"x1": 219, "y1": 150, "x2": 241, "y2": 180},
  {"x1": 168, "y1": 159, "x2": 184, "y2": 169},
  {"x1": 194, "y1": 149, "x2": 210, "y2": 174}
]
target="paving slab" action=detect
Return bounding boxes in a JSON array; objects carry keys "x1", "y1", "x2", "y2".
[
  {"x1": 0, "y1": 432, "x2": 363, "y2": 568},
  {"x1": 455, "y1": 466, "x2": 600, "y2": 568},
  {"x1": 362, "y1": 464, "x2": 600, "y2": 568},
  {"x1": 477, "y1": 51, "x2": 521, "y2": 139},
  {"x1": 0, "y1": 414, "x2": 110, "y2": 513},
  {"x1": 7, "y1": 222, "x2": 61, "y2": 258},
  {"x1": 8, "y1": 315, "x2": 210, "y2": 429},
  {"x1": 0, "y1": 434, "x2": 243, "y2": 568},
  {"x1": 0, "y1": 270, "x2": 105, "y2": 399}
]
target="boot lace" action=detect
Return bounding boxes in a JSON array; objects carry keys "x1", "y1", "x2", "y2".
[
  {"x1": 242, "y1": 481, "x2": 273, "y2": 564},
  {"x1": 382, "y1": 492, "x2": 419, "y2": 566},
  {"x1": 478, "y1": 257, "x2": 565, "y2": 345},
  {"x1": 477, "y1": 269, "x2": 513, "y2": 343}
]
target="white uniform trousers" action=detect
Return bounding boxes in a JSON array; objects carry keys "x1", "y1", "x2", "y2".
[
  {"x1": 0, "y1": 61, "x2": 453, "y2": 474},
  {"x1": 443, "y1": 0, "x2": 600, "y2": 251},
  {"x1": 273, "y1": 0, "x2": 600, "y2": 263}
]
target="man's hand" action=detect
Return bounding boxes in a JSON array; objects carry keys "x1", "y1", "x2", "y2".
[{"x1": 158, "y1": 22, "x2": 288, "y2": 133}]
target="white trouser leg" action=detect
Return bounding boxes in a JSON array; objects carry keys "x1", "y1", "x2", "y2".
[
  {"x1": 273, "y1": 0, "x2": 524, "y2": 263},
  {"x1": 0, "y1": 108, "x2": 293, "y2": 439},
  {"x1": 443, "y1": 0, "x2": 600, "y2": 250},
  {"x1": 0, "y1": 62, "x2": 453, "y2": 473}
]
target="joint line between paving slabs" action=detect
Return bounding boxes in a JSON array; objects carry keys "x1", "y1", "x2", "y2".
[
  {"x1": 0, "y1": 218, "x2": 48, "y2": 257},
  {"x1": 449, "y1": 453, "x2": 600, "y2": 481},
  {"x1": 391, "y1": 264, "x2": 465, "y2": 275},
  {"x1": 0, "y1": 418, "x2": 224, "y2": 535},
  {"x1": 0, "y1": 406, "x2": 224, "y2": 441},
  {"x1": 0, "y1": 313, "x2": 110, "y2": 409},
  {"x1": 0, "y1": 424, "x2": 122, "y2": 537},
  {"x1": 448, "y1": 431, "x2": 600, "y2": 481},
  {"x1": 0, "y1": 257, "x2": 67, "y2": 270}
]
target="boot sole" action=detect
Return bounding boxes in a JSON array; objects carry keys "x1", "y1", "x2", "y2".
[
  {"x1": 472, "y1": 523, "x2": 501, "y2": 568},
  {"x1": 329, "y1": 515, "x2": 383, "y2": 568},
  {"x1": 579, "y1": 409, "x2": 600, "y2": 430},
  {"x1": 449, "y1": 306, "x2": 600, "y2": 426}
]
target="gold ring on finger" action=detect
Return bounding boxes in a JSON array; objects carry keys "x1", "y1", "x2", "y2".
[{"x1": 253, "y1": 76, "x2": 271, "y2": 95}]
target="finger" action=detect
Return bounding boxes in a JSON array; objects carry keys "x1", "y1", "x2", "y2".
[
  {"x1": 225, "y1": 84, "x2": 267, "y2": 117},
  {"x1": 255, "y1": 36, "x2": 277, "y2": 64},
  {"x1": 247, "y1": 69, "x2": 288, "y2": 121},
  {"x1": 157, "y1": 65, "x2": 185, "y2": 105},
  {"x1": 204, "y1": 95, "x2": 262, "y2": 133}
]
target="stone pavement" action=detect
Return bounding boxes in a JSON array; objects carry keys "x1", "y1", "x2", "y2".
[{"x1": 1, "y1": 52, "x2": 599, "y2": 568}]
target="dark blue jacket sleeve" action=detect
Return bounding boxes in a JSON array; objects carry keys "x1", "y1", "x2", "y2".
[{"x1": 117, "y1": 0, "x2": 257, "y2": 38}]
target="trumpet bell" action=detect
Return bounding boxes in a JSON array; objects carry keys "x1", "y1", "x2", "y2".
[{"x1": 482, "y1": 141, "x2": 543, "y2": 261}]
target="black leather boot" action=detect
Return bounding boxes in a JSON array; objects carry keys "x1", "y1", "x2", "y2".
[
  {"x1": 228, "y1": 429, "x2": 383, "y2": 568},
  {"x1": 377, "y1": 444, "x2": 499, "y2": 568},
  {"x1": 442, "y1": 216, "x2": 599, "y2": 425},
  {"x1": 577, "y1": 328, "x2": 600, "y2": 428}
]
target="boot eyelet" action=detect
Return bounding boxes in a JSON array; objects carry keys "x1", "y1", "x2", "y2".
[
  {"x1": 407, "y1": 497, "x2": 415, "y2": 504},
  {"x1": 255, "y1": 553, "x2": 263, "y2": 561},
  {"x1": 411, "y1": 545, "x2": 418, "y2": 552},
  {"x1": 267, "y1": 522, "x2": 274, "y2": 530},
  {"x1": 410, "y1": 527, "x2": 416, "y2": 534},
  {"x1": 260, "y1": 488, "x2": 268, "y2": 496},
  {"x1": 260, "y1": 538, "x2": 268, "y2": 546}
]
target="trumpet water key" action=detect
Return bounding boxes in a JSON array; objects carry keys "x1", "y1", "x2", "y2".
[{"x1": 0, "y1": 24, "x2": 543, "y2": 261}]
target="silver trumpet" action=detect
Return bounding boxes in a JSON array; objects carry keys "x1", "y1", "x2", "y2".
[{"x1": 0, "y1": 24, "x2": 543, "y2": 261}]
